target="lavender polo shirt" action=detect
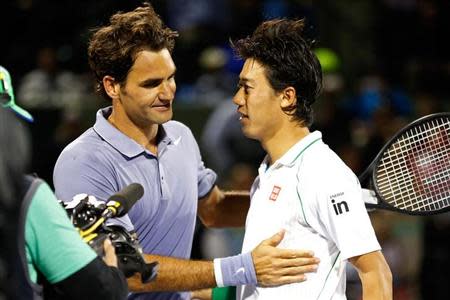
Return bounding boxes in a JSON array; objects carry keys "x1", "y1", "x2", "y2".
[{"x1": 54, "y1": 107, "x2": 217, "y2": 300}]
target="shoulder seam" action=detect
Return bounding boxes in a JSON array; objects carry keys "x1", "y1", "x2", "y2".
[{"x1": 289, "y1": 138, "x2": 322, "y2": 165}]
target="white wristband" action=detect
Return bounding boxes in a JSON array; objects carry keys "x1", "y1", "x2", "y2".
[{"x1": 213, "y1": 258, "x2": 224, "y2": 287}]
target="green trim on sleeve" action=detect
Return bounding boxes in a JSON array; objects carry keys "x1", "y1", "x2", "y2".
[
  {"x1": 25, "y1": 182, "x2": 97, "y2": 283},
  {"x1": 296, "y1": 170, "x2": 310, "y2": 227},
  {"x1": 316, "y1": 251, "x2": 341, "y2": 300},
  {"x1": 292, "y1": 140, "x2": 321, "y2": 227},
  {"x1": 289, "y1": 138, "x2": 321, "y2": 165}
]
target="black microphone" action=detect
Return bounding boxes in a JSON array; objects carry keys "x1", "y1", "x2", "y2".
[{"x1": 102, "y1": 183, "x2": 144, "y2": 218}]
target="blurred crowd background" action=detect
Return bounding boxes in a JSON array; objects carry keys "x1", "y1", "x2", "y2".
[{"x1": 1, "y1": 0, "x2": 449, "y2": 299}]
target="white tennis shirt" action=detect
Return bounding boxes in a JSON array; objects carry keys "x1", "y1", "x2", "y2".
[{"x1": 237, "y1": 131, "x2": 381, "y2": 300}]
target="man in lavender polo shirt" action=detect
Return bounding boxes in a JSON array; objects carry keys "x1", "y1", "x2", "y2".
[
  {"x1": 55, "y1": 107, "x2": 212, "y2": 257},
  {"x1": 53, "y1": 4, "x2": 319, "y2": 300}
]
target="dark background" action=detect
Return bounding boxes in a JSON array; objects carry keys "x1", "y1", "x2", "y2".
[{"x1": 1, "y1": 1, "x2": 449, "y2": 299}]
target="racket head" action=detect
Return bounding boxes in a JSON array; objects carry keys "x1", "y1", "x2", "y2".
[{"x1": 369, "y1": 112, "x2": 450, "y2": 215}]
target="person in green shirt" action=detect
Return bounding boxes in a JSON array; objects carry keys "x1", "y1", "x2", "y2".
[{"x1": 0, "y1": 65, "x2": 128, "y2": 299}]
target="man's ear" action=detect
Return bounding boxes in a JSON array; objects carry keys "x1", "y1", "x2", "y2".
[
  {"x1": 280, "y1": 86, "x2": 297, "y2": 111},
  {"x1": 103, "y1": 75, "x2": 120, "y2": 100}
]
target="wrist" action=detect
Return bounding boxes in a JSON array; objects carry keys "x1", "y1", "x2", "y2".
[{"x1": 213, "y1": 252, "x2": 257, "y2": 287}]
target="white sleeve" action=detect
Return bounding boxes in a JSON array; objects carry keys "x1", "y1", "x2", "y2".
[{"x1": 315, "y1": 172, "x2": 381, "y2": 260}]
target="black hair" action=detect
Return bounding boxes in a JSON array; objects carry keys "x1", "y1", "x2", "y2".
[{"x1": 232, "y1": 19, "x2": 322, "y2": 127}]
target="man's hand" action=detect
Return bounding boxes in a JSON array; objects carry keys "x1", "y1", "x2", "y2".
[
  {"x1": 102, "y1": 238, "x2": 119, "y2": 268},
  {"x1": 251, "y1": 230, "x2": 319, "y2": 287}
]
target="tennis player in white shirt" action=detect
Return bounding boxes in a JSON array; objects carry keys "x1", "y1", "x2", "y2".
[{"x1": 231, "y1": 19, "x2": 392, "y2": 300}]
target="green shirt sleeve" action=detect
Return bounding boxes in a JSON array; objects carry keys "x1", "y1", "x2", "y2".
[{"x1": 25, "y1": 181, "x2": 97, "y2": 283}]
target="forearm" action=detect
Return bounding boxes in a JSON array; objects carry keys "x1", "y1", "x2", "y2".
[
  {"x1": 198, "y1": 187, "x2": 250, "y2": 228},
  {"x1": 128, "y1": 252, "x2": 258, "y2": 292},
  {"x1": 214, "y1": 190, "x2": 250, "y2": 227},
  {"x1": 359, "y1": 269, "x2": 392, "y2": 300},
  {"x1": 128, "y1": 233, "x2": 320, "y2": 292},
  {"x1": 128, "y1": 254, "x2": 216, "y2": 292},
  {"x1": 350, "y1": 251, "x2": 392, "y2": 300}
]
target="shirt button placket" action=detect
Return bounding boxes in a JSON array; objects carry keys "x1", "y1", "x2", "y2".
[{"x1": 159, "y1": 163, "x2": 169, "y2": 201}]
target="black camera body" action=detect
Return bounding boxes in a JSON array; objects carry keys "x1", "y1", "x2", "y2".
[{"x1": 62, "y1": 194, "x2": 158, "y2": 283}]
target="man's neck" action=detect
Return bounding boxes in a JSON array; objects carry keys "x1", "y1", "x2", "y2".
[
  {"x1": 262, "y1": 124, "x2": 310, "y2": 165},
  {"x1": 108, "y1": 106, "x2": 159, "y2": 153}
]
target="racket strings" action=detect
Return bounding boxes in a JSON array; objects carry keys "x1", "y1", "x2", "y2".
[
  {"x1": 375, "y1": 117, "x2": 450, "y2": 212},
  {"x1": 380, "y1": 122, "x2": 446, "y2": 209},
  {"x1": 393, "y1": 120, "x2": 450, "y2": 210},
  {"x1": 384, "y1": 138, "x2": 449, "y2": 211}
]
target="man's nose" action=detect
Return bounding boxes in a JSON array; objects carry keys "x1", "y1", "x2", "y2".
[
  {"x1": 232, "y1": 91, "x2": 244, "y2": 106},
  {"x1": 159, "y1": 81, "x2": 175, "y2": 100}
]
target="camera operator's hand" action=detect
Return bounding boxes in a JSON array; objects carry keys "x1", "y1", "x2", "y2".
[{"x1": 103, "y1": 238, "x2": 119, "y2": 268}]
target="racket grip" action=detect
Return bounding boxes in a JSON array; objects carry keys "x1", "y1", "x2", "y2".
[
  {"x1": 362, "y1": 188, "x2": 379, "y2": 212},
  {"x1": 362, "y1": 189, "x2": 378, "y2": 205}
]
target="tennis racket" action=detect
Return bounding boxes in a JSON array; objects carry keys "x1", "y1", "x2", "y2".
[{"x1": 360, "y1": 112, "x2": 450, "y2": 215}]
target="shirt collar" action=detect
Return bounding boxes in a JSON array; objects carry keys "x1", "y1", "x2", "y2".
[
  {"x1": 93, "y1": 107, "x2": 173, "y2": 158},
  {"x1": 259, "y1": 131, "x2": 323, "y2": 174}
]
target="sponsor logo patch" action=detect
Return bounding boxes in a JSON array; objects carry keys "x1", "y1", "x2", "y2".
[
  {"x1": 329, "y1": 192, "x2": 349, "y2": 215},
  {"x1": 331, "y1": 198, "x2": 350, "y2": 215},
  {"x1": 269, "y1": 185, "x2": 282, "y2": 201}
]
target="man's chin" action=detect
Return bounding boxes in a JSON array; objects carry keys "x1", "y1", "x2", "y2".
[
  {"x1": 241, "y1": 128, "x2": 259, "y2": 140},
  {"x1": 133, "y1": 112, "x2": 173, "y2": 127},
  {"x1": 153, "y1": 111, "x2": 173, "y2": 124}
]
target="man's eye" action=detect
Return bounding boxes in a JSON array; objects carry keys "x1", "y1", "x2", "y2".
[
  {"x1": 236, "y1": 83, "x2": 249, "y2": 94},
  {"x1": 142, "y1": 80, "x2": 162, "y2": 88}
]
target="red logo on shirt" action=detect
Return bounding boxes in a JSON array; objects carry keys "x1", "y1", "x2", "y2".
[{"x1": 269, "y1": 186, "x2": 282, "y2": 201}]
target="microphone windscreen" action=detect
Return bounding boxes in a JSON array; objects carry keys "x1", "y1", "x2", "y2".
[{"x1": 108, "y1": 183, "x2": 144, "y2": 217}]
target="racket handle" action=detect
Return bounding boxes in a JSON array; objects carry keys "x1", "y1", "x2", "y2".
[
  {"x1": 362, "y1": 188, "x2": 379, "y2": 212},
  {"x1": 362, "y1": 189, "x2": 377, "y2": 204}
]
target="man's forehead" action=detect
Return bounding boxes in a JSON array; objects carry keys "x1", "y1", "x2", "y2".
[
  {"x1": 130, "y1": 49, "x2": 176, "y2": 77},
  {"x1": 240, "y1": 58, "x2": 265, "y2": 80},
  {"x1": 134, "y1": 47, "x2": 171, "y2": 59}
]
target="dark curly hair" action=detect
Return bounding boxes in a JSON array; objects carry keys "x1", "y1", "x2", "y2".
[
  {"x1": 88, "y1": 2, "x2": 178, "y2": 100},
  {"x1": 232, "y1": 19, "x2": 322, "y2": 127}
]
